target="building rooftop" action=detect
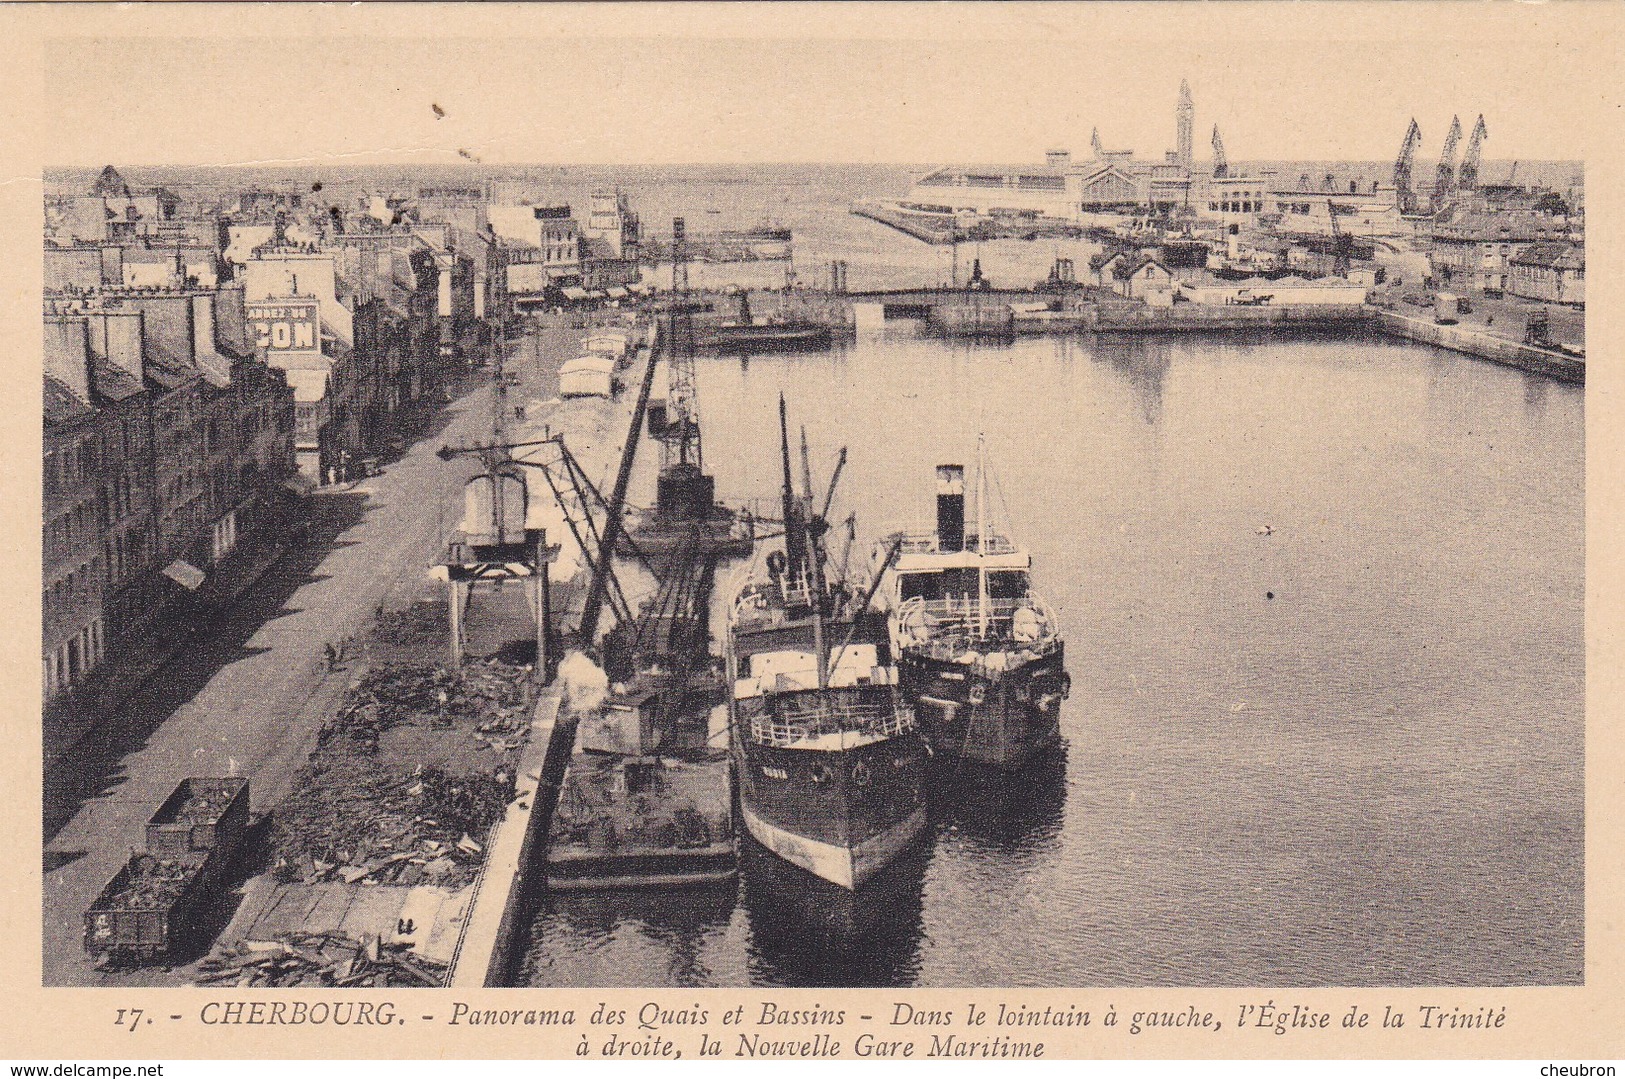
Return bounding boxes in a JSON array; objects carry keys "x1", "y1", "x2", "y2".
[
  {"x1": 1114, "y1": 254, "x2": 1169, "y2": 279},
  {"x1": 44, "y1": 376, "x2": 93, "y2": 425},
  {"x1": 1432, "y1": 211, "x2": 1565, "y2": 242},
  {"x1": 143, "y1": 358, "x2": 198, "y2": 391},
  {"x1": 1511, "y1": 241, "x2": 1584, "y2": 270},
  {"x1": 92, "y1": 361, "x2": 145, "y2": 402}
]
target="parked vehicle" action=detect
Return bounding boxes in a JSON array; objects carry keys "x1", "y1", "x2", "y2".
[
  {"x1": 84, "y1": 778, "x2": 250, "y2": 963},
  {"x1": 145, "y1": 777, "x2": 249, "y2": 858}
]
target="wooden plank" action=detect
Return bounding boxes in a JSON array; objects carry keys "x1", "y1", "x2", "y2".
[
  {"x1": 303, "y1": 885, "x2": 355, "y2": 936},
  {"x1": 247, "y1": 886, "x2": 308, "y2": 939},
  {"x1": 338, "y1": 886, "x2": 410, "y2": 940},
  {"x1": 211, "y1": 876, "x2": 281, "y2": 948}
]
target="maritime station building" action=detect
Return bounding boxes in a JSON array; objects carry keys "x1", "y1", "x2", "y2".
[
  {"x1": 904, "y1": 150, "x2": 1168, "y2": 220},
  {"x1": 894, "y1": 80, "x2": 1423, "y2": 235}
]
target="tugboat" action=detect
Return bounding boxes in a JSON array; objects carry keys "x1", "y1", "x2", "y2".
[
  {"x1": 726, "y1": 398, "x2": 929, "y2": 890},
  {"x1": 873, "y1": 438, "x2": 1069, "y2": 772}
]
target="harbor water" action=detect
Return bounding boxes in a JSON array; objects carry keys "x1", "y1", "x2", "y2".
[{"x1": 520, "y1": 326, "x2": 1584, "y2": 987}]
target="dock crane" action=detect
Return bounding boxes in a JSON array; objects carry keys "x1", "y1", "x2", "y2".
[
  {"x1": 1394, "y1": 118, "x2": 1423, "y2": 215},
  {"x1": 1326, "y1": 199, "x2": 1352, "y2": 278},
  {"x1": 1211, "y1": 125, "x2": 1228, "y2": 179},
  {"x1": 1458, "y1": 115, "x2": 1488, "y2": 191},
  {"x1": 1433, "y1": 115, "x2": 1462, "y2": 213}
]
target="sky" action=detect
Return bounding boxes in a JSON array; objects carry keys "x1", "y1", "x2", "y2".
[{"x1": 36, "y1": 4, "x2": 1609, "y2": 167}]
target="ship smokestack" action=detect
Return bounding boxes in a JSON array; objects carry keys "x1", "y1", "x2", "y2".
[{"x1": 936, "y1": 464, "x2": 965, "y2": 552}]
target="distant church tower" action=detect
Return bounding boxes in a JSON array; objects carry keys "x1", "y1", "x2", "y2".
[{"x1": 1176, "y1": 79, "x2": 1194, "y2": 168}]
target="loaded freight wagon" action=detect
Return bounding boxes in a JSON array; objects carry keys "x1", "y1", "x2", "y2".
[{"x1": 84, "y1": 777, "x2": 250, "y2": 963}]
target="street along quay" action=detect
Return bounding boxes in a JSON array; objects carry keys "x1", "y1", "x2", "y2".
[{"x1": 42, "y1": 313, "x2": 634, "y2": 987}]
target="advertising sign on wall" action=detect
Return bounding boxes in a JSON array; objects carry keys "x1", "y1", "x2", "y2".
[{"x1": 247, "y1": 298, "x2": 321, "y2": 352}]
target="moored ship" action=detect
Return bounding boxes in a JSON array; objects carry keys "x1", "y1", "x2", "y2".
[
  {"x1": 697, "y1": 292, "x2": 832, "y2": 352},
  {"x1": 726, "y1": 399, "x2": 929, "y2": 889},
  {"x1": 698, "y1": 321, "x2": 833, "y2": 352},
  {"x1": 874, "y1": 441, "x2": 1069, "y2": 772}
]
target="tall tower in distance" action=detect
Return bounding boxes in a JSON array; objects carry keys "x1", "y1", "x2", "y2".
[{"x1": 1176, "y1": 79, "x2": 1194, "y2": 169}]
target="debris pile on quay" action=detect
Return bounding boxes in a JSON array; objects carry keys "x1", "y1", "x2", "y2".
[
  {"x1": 270, "y1": 658, "x2": 537, "y2": 889},
  {"x1": 196, "y1": 931, "x2": 447, "y2": 988}
]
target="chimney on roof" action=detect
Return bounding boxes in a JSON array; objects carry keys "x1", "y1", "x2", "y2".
[
  {"x1": 86, "y1": 308, "x2": 145, "y2": 385},
  {"x1": 214, "y1": 282, "x2": 249, "y2": 353},
  {"x1": 192, "y1": 291, "x2": 218, "y2": 356},
  {"x1": 99, "y1": 244, "x2": 124, "y2": 286},
  {"x1": 44, "y1": 316, "x2": 94, "y2": 404},
  {"x1": 130, "y1": 291, "x2": 195, "y2": 368}
]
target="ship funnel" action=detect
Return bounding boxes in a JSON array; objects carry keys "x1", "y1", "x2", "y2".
[{"x1": 936, "y1": 464, "x2": 965, "y2": 552}]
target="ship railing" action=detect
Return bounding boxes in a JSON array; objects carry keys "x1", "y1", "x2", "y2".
[
  {"x1": 747, "y1": 702, "x2": 917, "y2": 748},
  {"x1": 888, "y1": 529, "x2": 1020, "y2": 556},
  {"x1": 896, "y1": 592, "x2": 1062, "y2": 662},
  {"x1": 899, "y1": 593, "x2": 1060, "y2": 633},
  {"x1": 908, "y1": 634, "x2": 1063, "y2": 668},
  {"x1": 730, "y1": 574, "x2": 855, "y2": 630}
]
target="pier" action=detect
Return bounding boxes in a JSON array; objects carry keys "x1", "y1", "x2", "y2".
[{"x1": 1374, "y1": 308, "x2": 1584, "y2": 383}]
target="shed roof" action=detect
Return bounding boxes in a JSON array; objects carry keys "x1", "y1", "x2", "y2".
[{"x1": 561, "y1": 355, "x2": 617, "y2": 374}]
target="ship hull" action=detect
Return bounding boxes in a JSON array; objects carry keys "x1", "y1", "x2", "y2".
[
  {"x1": 899, "y1": 644, "x2": 1069, "y2": 772},
  {"x1": 731, "y1": 734, "x2": 929, "y2": 890},
  {"x1": 699, "y1": 325, "x2": 832, "y2": 352}
]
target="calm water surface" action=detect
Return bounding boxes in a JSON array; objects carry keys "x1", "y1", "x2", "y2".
[{"x1": 520, "y1": 326, "x2": 1584, "y2": 987}]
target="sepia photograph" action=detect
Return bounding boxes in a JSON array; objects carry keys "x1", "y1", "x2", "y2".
[{"x1": 11, "y1": 2, "x2": 1615, "y2": 1061}]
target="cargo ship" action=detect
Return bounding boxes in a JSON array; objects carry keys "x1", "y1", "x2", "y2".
[
  {"x1": 725, "y1": 398, "x2": 929, "y2": 890},
  {"x1": 873, "y1": 440, "x2": 1069, "y2": 772}
]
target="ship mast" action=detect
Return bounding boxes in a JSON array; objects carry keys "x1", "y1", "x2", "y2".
[
  {"x1": 800, "y1": 424, "x2": 828, "y2": 689},
  {"x1": 976, "y1": 433, "x2": 990, "y2": 639},
  {"x1": 778, "y1": 395, "x2": 808, "y2": 592}
]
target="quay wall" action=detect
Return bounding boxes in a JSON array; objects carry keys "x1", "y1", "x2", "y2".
[
  {"x1": 1374, "y1": 310, "x2": 1584, "y2": 384},
  {"x1": 447, "y1": 691, "x2": 569, "y2": 987},
  {"x1": 850, "y1": 201, "x2": 954, "y2": 244},
  {"x1": 921, "y1": 301, "x2": 1373, "y2": 336},
  {"x1": 1083, "y1": 303, "x2": 1371, "y2": 333},
  {"x1": 685, "y1": 287, "x2": 1583, "y2": 386}
]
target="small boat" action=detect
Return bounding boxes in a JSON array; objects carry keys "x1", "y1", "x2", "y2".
[
  {"x1": 873, "y1": 438, "x2": 1070, "y2": 772},
  {"x1": 726, "y1": 398, "x2": 929, "y2": 889},
  {"x1": 698, "y1": 321, "x2": 832, "y2": 352}
]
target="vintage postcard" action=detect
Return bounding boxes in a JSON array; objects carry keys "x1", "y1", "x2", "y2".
[{"x1": 1, "y1": 0, "x2": 1619, "y2": 1063}]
